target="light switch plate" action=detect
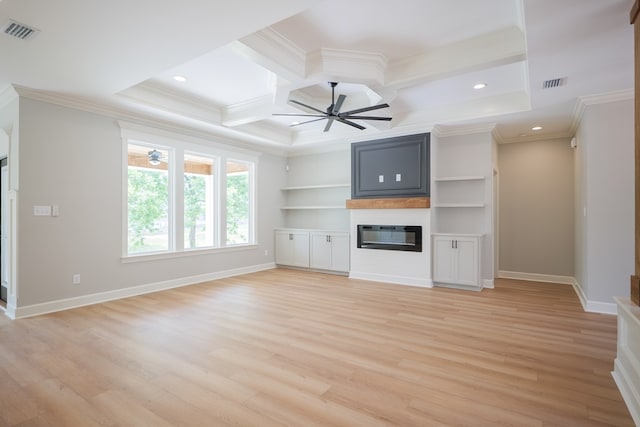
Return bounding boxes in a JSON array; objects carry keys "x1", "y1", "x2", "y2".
[{"x1": 33, "y1": 205, "x2": 51, "y2": 216}]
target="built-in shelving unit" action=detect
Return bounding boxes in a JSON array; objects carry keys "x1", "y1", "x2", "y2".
[
  {"x1": 280, "y1": 151, "x2": 351, "y2": 233},
  {"x1": 281, "y1": 205, "x2": 345, "y2": 210},
  {"x1": 433, "y1": 176, "x2": 485, "y2": 182},
  {"x1": 432, "y1": 203, "x2": 485, "y2": 208},
  {"x1": 432, "y1": 176, "x2": 486, "y2": 211},
  {"x1": 281, "y1": 184, "x2": 350, "y2": 191},
  {"x1": 280, "y1": 183, "x2": 350, "y2": 211},
  {"x1": 430, "y1": 130, "x2": 495, "y2": 290}
]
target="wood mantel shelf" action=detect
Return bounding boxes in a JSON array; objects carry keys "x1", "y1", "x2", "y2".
[{"x1": 346, "y1": 197, "x2": 430, "y2": 209}]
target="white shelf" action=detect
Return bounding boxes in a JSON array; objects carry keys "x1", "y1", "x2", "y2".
[
  {"x1": 281, "y1": 183, "x2": 350, "y2": 191},
  {"x1": 434, "y1": 176, "x2": 485, "y2": 182},
  {"x1": 432, "y1": 203, "x2": 485, "y2": 208},
  {"x1": 281, "y1": 205, "x2": 346, "y2": 210}
]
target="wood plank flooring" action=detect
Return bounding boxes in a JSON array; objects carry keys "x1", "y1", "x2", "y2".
[{"x1": 0, "y1": 269, "x2": 634, "y2": 426}]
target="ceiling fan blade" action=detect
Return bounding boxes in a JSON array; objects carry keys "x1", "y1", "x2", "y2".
[
  {"x1": 341, "y1": 116, "x2": 392, "y2": 121},
  {"x1": 289, "y1": 99, "x2": 326, "y2": 114},
  {"x1": 272, "y1": 113, "x2": 327, "y2": 117},
  {"x1": 339, "y1": 103, "x2": 390, "y2": 116},
  {"x1": 336, "y1": 117, "x2": 366, "y2": 130},
  {"x1": 289, "y1": 117, "x2": 327, "y2": 127},
  {"x1": 332, "y1": 94, "x2": 346, "y2": 114},
  {"x1": 324, "y1": 118, "x2": 335, "y2": 132}
]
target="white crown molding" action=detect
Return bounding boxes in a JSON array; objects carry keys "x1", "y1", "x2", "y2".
[
  {"x1": 223, "y1": 94, "x2": 274, "y2": 127},
  {"x1": 433, "y1": 122, "x2": 496, "y2": 137},
  {"x1": 119, "y1": 81, "x2": 223, "y2": 123},
  {"x1": 0, "y1": 84, "x2": 19, "y2": 109},
  {"x1": 386, "y1": 26, "x2": 527, "y2": 89},
  {"x1": 13, "y1": 85, "x2": 291, "y2": 156},
  {"x1": 237, "y1": 28, "x2": 307, "y2": 82},
  {"x1": 118, "y1": 120, "x2": 263, "y2": 158},
  {"x1": 569, "y1": 88, "x2": 634, "y2": 135},
  {"x1": 233, "y1": 121, "x2": 294, "y2": 148},
  {"x1": 307, "y1": 48, "x2": 387, "y2": 85},
  {"x1": 411, "y1": 91, "x2": 529, "y2": 136},
  {"x1": 498, "y1": 131, "x2": 573, "y2": 145},
  {"x1": 492, "y1": 126, "x2": 506, "y2": 144},
  {"x1": 579, "y1": 88, "x2": 634, "y2": 106}
]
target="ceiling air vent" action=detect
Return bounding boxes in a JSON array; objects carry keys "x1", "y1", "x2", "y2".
[
  {"x1": 542, "y1": 77, "x2": 567, "y2": 89},
  {"x1": 1, "y1": 20, "x2": 39, "y2": 41}
]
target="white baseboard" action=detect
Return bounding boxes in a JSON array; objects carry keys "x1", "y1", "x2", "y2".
[
  {"x1": 613, "y1": 360, "x2": 640, "y2": 427},
  {"x1": 483, "y1": 279, "x2": 494, "y2": 289},
  {"x1": 9, "y1": 262, "x2": 276, "y2": 319},
  {"x1": 570, "y1": 278, "x2": 617, "y2": 315},
  {"x1": 349, "y1": 271, "x2": 433, "y2": 288},
  {"x1": 498, "y1": 271, "x2": 617, "y2": 315},
  {"x1": 498, "y1": 270, "x2": 574, "y2": 285},
  {"x1": 4, "y1": 302, "x2": 16, "y2": 319},
  {"x1": 612, "y1": 299, "x2": 640, "y2": 426}
]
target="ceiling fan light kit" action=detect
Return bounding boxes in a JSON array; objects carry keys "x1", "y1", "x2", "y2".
[
  {"x1": 273, "y1": 82, "x2": 391, "y2": 132},
  {"x1": 148, "y1": 149, "x2": 163, "y2": 165}
]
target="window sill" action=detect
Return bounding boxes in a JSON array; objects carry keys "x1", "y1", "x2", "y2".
[{"x1": 121, "y1": 244, "x2": 258, "y2": 263}]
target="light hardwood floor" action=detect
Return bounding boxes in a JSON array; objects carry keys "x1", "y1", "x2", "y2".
[{"x1": 0, "y1": 269, "x2": 634, "y2": 426}]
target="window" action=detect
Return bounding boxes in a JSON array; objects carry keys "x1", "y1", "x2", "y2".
[
  {"x1": 122, "y1": 125, "x2": 257, "y2": 257},
  {"x1": 184, "y1": 154, "x2": 215, "y2": 249},
  {"x1": 127, "y1": 144, "x2": 171, "y2": 254},
  {"x1": 226, "y1": 160, "x2": 253, "y2": 245}
]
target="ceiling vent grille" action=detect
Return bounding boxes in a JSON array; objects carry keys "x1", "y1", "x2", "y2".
[
  {"x1": 1, "y1": 20, "x2": 39, "y2": 40},
  {"x1": 542, "y1": 77, "x2": 567, "y2": 89}
]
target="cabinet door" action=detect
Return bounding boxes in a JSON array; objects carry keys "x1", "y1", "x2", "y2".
[
  {"x1": 275, "y1": 230, "x2": 309, "y2": 267},
  {"x1": 433, "y1": 236, "x2": 456, "y2": 283},
  {"x1": 275, "y1": 231, "x2": 293, "y2": 265},
  {"x1": 290, "y1": 231, "x2": 310, "y2": 267},
  {"x1": 310, "y1": 233, "x2": 331, "y2": 270},
  {"x1": 454, "y1": 237, "x2": 479, "y2": 287},
  {"x1": 329, "y1": 233, "x2": 350, "y2": 272}
]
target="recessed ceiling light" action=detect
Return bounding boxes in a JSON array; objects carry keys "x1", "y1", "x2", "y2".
[
  {"x1": 473, "y1": 83, "x2": 487, "y2": 90},
  {"x1": 173, "y1": 75, "x2": 187, "y2": 83},
  {"x1": 531, "y1": 126, "x2": 543, "y2": 131}
]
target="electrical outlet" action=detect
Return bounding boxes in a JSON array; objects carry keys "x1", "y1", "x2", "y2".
[{"x1": 72, "y1": 274, "x2": 80, "y2": 285}]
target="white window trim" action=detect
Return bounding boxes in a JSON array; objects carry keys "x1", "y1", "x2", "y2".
[{"x1": 120, "y1": 122, "x2": 260, "y2": 261}]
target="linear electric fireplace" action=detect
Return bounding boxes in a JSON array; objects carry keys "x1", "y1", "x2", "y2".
[{"x1": 357, "y1": 224, "x2": 422, "y2": 252}]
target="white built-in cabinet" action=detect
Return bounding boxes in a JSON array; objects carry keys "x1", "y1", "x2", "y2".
[
  {"x1": 432, "y1": 233, "x2": 482, "y2": 289},
  {"x1": 275, "y1": 229, "x2": 349, "y2": 273},
  {"x1": 310, "y1": 231, "x2": 350, "y2": 272},
  {"x1": 275, "y1": 229, "x2": 310, "y2": 268}
]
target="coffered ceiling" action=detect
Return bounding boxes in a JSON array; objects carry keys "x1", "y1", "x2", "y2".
[{"x1": 0, "y1": 0, "x2": 634, "y2": 152}]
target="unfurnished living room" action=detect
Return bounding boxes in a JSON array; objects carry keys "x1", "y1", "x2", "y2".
[{"x1": 0, "y1": 0, "x2": 639, "y2": 426}]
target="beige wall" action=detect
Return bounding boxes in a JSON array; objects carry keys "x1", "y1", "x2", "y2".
[
  {"x1": 574, "y1": 98, "x2": 634, "y2": 307},
  {"x1": 498, "y1": 138, "x2": 574, "y2": 277},
  {"x1": 14, "y1": 97, "x2": 287, "y2": 311}
]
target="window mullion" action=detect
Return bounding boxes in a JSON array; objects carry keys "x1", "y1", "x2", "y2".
[
  {"x1": 174, "y1": 148, "x2": 184, "y2": 252},
  {"x1": 218, "y1": 157, "x2": 227, "y2": 248}
]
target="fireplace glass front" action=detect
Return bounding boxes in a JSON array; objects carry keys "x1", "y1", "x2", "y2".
[{"x1": 357, "y1": 224, "x2": 422, "y2": 252}]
